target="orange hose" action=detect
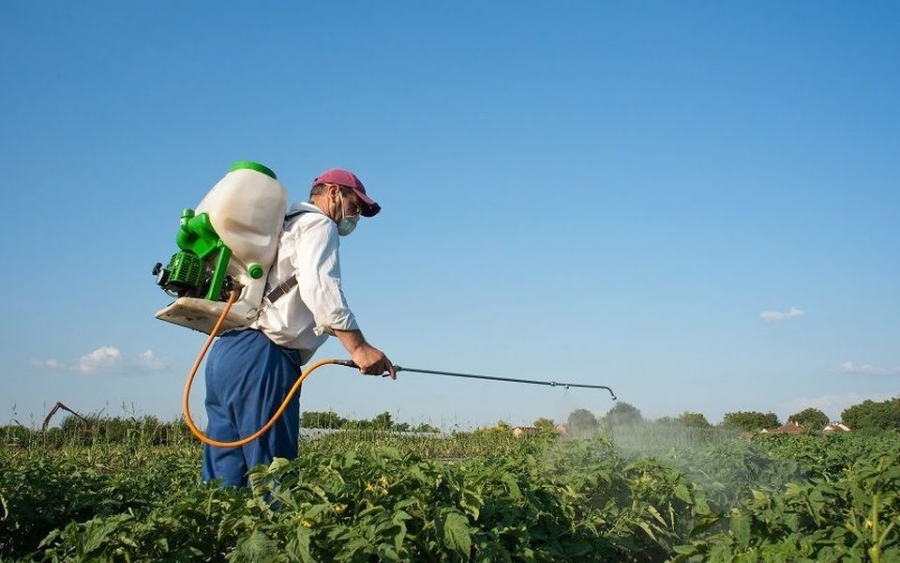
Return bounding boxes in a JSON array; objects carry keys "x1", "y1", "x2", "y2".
[{"x1": 182, "y1": 289, "x2": 337, "y2": 448}]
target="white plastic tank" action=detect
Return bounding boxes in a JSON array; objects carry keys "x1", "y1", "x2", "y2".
[{"x1": 156, "y1": 161, "x2": 288, "y2": 333}]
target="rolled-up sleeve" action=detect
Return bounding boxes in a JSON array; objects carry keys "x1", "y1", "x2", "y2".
[{"x1": 288, "y1": 217, "x2": 359, "y2": 336}]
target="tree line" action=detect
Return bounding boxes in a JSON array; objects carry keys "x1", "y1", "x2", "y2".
[
  {"x1": 5, "y1": 398, "x2": 897, "y2": 448},
  {"x1": 562, "y1": 397, "x2": 900, "y2": 434},
  {"x1": 1, "y1": 411, "x2": 441, "y2": 448},
  {"x1": 299, "y1": 410, "x2": 440, "y2": 433}
]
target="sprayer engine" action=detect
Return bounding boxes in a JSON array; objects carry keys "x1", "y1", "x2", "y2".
[
  {"x1": 153, "y1": 251, "x2": 204, "y2": 297},
  {"x1": 152, "y1": 255, "x2": 237, "y2": 301},
  {"x1": 152, "y1": 208, "x2": 238, "y2": 302}
]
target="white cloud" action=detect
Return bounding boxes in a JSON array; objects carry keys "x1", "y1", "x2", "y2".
[
  {"x1": 75, "y1": 346, "x2": 121, "y2": 373},
  {"x1": 760, "y1": 306, "x2": 804, "y2": 322},
  {"x1": 137, "y1": 349, "x2": 165, "y2": 371},
  {"x1": 32, "y1": 359, "x2": 63, "y2": 369},
  {"x1": 32, "y1": 346, "x2": 162, "y2": 375},
  {"x1": 839, "y1": 362, "x2": 900, "y2": 376}
]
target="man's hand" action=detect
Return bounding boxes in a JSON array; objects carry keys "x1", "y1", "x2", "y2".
[
  {"x1": 333, "y1": 329, "x2": 397, "y2": 379},
  {"x1": 350, "y1": 344, "x2": 396, "y2": 379}
]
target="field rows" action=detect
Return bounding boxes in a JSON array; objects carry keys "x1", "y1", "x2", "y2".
[{"x1": 2, "y1": 424, "x2": 899, "y2": 562}]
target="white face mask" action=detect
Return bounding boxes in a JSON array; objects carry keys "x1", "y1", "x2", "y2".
[{"x1": 337, "y1": 192, "x2": 360, "y2": 237}]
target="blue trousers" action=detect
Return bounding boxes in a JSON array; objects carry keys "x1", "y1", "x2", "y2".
[{"x1": 201, "y1": 329, "x2": 304, "y2": 488}]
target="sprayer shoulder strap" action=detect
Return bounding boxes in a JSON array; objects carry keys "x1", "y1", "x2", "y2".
[
  {"x1": 265, "y1": 209, "x2": 308, "y2": 305},
  {"x1": 266, "y1": 277, "x2": 296, "y2": 304}
]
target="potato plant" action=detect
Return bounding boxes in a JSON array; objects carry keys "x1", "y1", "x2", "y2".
[{"x1": 1, "y1": 426, "x2": 899, "y2": 562}]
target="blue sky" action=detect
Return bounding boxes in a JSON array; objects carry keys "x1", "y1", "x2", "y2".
[{"x1": 2, "y1": 2, "x2": 897, "y2": 430}]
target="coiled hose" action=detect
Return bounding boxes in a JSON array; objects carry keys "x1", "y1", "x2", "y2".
[{"x1": 181, "y1": 289, "x2": 339, "y2": 448}]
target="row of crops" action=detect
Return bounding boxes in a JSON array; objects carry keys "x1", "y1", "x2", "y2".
[{"x1": 2, "y1": 424, "x2": 899, "y2": 562}]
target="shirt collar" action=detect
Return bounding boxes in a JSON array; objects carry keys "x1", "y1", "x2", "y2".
[{"x1": 288, "y1": 201, "x2": 326, "y2": 216}]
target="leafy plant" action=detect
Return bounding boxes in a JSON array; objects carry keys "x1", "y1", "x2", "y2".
[{"x1": 3, "y1": 420, "x2": 900, "y2": 562}]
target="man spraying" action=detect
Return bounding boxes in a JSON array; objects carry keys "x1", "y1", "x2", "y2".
[{"x1": 201, "y1": 168, "x2": 395, "y2": 487}]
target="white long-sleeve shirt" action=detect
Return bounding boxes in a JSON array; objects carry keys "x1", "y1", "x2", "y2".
[{"x1": 252, "y1": 202, "x2": 359, "y2": 363}]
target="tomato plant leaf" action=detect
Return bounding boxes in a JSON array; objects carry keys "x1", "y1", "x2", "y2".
[{"x1": 442, "y1": 511, "x2": 473, "y2": 558}]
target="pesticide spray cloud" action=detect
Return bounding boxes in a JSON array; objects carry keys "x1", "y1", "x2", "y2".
[{"x1": 540, "y1": 405, "x2": 807, "y2": 513}]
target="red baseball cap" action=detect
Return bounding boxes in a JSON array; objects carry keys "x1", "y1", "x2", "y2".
[{"x1": 313, "y1": 168, "x2": 381, "y2": 217}]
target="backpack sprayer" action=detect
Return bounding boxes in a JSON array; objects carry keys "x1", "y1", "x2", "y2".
[
  {"x1": 152, "y1": 160, "x2": 288, "y2": 334},
  {"x1": 154, "y1": 161, "x2": 617, "y2": 448}
]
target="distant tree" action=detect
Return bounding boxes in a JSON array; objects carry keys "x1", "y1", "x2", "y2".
[
  {"x1": 675, "y1": 412, "x2": 711, "y2": 428},
  {"x1": 300, "y1": 411, "x2": 346, "y2": 429},
  {"x1": 58, "y1": 413, "x2": 93, "y2": 442},
  {"x1": 472, "y1": 420, "x2": 512, "y2": 440},
  {"x1": 789, "y1": 408, "x2": 829, "y2": 431},
  {"x1": 841, "y1": 399, "x2": 900, "y2": 432},
  {"x1": 567, "y1": 409, "x2": 598, "y2": 435},
  {"x1": 371, "y1": 411, "x2": 394, "y2": 430},
  {"x1": 533, "y1": 417, "x2": 556, "y2": 432},
  {"x1": 412, "y1": 422, "x2": 440, "y2": 434},
  {"x1": 603, "y1": 402, "x2": 643, "y2": 428},
  {"x1": 721, "y1": 411, "x2": 780, "y2": 432}
]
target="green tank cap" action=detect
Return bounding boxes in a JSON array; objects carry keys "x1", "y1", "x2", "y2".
[
  {"x1": 230, "y1": 160, "x2": 277, "y2": 179},
  {"x1": 248, "y1": 263, "x2": 264, "y2": 279}
]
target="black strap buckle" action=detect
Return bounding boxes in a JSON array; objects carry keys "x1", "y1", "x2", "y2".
[{"x1": 265, "y1": 277, "x2": 298, "y2": 304}]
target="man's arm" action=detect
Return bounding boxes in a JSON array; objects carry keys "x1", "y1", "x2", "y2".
[
  {"x1": 333, "y1": 328, "x2": 396, "y2": 379},
  {"x1": 288, "y1": 216, "x2": 396, "y2": 379}
]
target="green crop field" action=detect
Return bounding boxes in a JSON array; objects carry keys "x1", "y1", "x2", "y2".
[{"x1": 1, "y1": 419, "x2": 899, "y2": 562}]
